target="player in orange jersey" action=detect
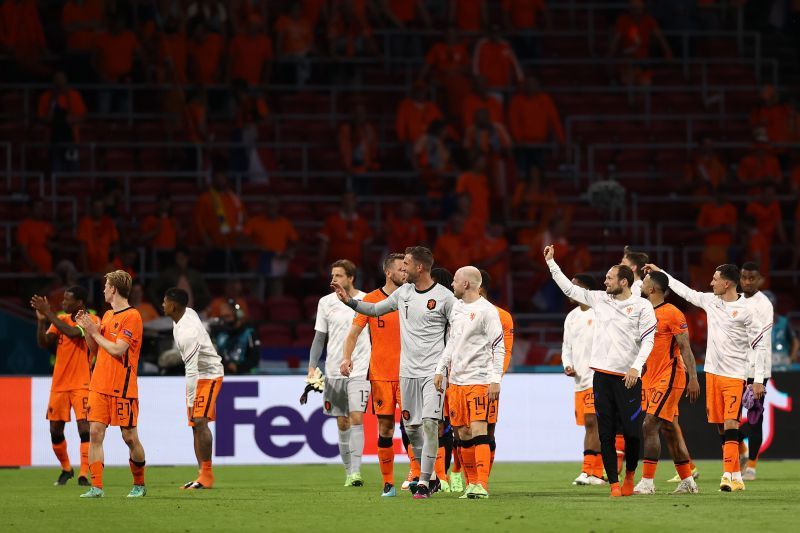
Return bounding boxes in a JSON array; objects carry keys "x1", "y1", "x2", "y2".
[
  {"x1": 76, "y1": 270, "x2": 146, "y2": 498},
  {"x1": 31, "y1": 287, "x2": 99, "y2": 486},
  {"x1": 477, "y1": 270, "x2": 513, "y2": 481},
  {"x1": 343, "y1": 253, "x2": 406, "y2": 497},
  {"x1": 633, "y1": 272, "x2": 701, "y2": 495}
]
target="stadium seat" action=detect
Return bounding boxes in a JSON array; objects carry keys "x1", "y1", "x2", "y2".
[
  {"x1": 264, "y1": 295, "x2": 302, "y2": 322},
  {"x1": 258, "y1": 323, "x2": 293, "y2": 347}
]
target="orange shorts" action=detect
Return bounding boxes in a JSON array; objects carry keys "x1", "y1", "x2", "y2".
[
  {"x1": 371, "y1": 380, "x2": 401, "y2": 416},
  {"x1": 574, "y1": 388, "x2": 596, "y2": 426},
  {"x1": 87, "y1": 391, "x2": 138, "y2": 427},
  {"x1": 446, "y1": 384, "x2": 489, "y2": 427},
  {"x1": 187, "y1": 377, "x2": 223, "y2": 426},
  {"x1": 705, "y1": 373, "x2": 745, "y2": 424},
  {"x1": 47, "y1": 389, "x2": 89, "y2": 422},
  {"x1": 487, "y1": 397, "x2": 499, "y2": 425},
  {"x1": 643, "y1": 385, "x2": 683, "y2": 422}
]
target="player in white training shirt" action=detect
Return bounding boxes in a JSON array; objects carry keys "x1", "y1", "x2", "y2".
[
  {"x1": 643, "y1": 262, "x2": 767, "y2": 492},
  {"x1": 332, "y1": 246, "x2": 455, "y2": 499},
  {"x1": 561, "y1": 274, "x2": 604, "y2": 486},
  {"x1": 545, "y1": 245, "x2": 657, "y2": 497},
  {"x1": 308, "y1": 259, "x2": 371, "y2": 487},
  {"x1": 434, "y1": 266, "x2": 504, "y2": 500},
  {"x1": 163, "y1": 287, "x2": 224, "y2": 490}
]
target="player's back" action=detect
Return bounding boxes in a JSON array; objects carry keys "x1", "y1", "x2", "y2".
[
  {"x1": 50, "y1": 312, "x2": 99, "y2": 392},
  {"x1": 90, "y1": 307, "x2": 143, "y2": 398},
  {"x1": 644, "y1": 303, "x2": 687, "y2": 389},
  {"x1": 358, "y1": 288, "x2": 400, "y2": 381},
  {"x1": 394, "y1": 282, "x2": 455, "y2": 378},
  {"x1": 496, "y1": 305, "x2": 514, "y2": 374}
]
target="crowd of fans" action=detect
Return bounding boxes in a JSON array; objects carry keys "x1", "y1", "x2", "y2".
[{"x1": 4, "y1": 0, "x2": 800, "y2": 371}]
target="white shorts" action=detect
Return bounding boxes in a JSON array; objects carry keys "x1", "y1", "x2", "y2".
[
  {"x1": 400, "y1": 376, "x2": 444, "y2": 426},
  {"x1": 323, "y1": 377, "x2": 370, "y2": 417}
]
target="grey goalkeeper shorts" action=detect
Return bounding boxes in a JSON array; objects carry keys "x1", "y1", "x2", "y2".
[{"x1": 400, "y1": 376, "x2": 444, "y2": 426}]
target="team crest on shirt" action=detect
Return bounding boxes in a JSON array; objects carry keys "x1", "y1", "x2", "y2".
[
  {"x1": 324, "y1": 401, "x2": 331, "y2": 411},
  {"x1": 401, "y1": 410, "x2": 411, "y2": 421},
  {"x1": 376, "y1": 399, "x2": 383, "y2": 408},
  {"x1": 732, "y1": 311, "x2": 738, "y2": 318},
  {"x1": 587, "y1": 320, "x2": 593, "y2": 326},
  {"x1": 470, "y1": 313, "x2": 475, "y2": 321},
  {"x1": 626, "y1": 307, "x2": 633, "y2": 315},
  {"x1": 427, "y1": 299, "x2": 436, "y2": 310}
]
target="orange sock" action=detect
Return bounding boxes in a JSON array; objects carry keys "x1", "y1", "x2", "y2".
[
  {"x1": 592, "y1": 453, "x2": 605, "y2": 478},
  {"x1": 377, "y1": 443, "x2": 395, "y2": 484},
  {"x1": 89, "y1": 461, "x2": 103, "y2": 489},
  {"x1": 689, "y1": 460, "x2": 696, "y2": 471},
  {"x1": 621, "y1": 470, "x2": 635, "y2": 496},
  {"x1": 52, "y1": 440, "x2": 71, "y2": 471},
  {"x1": 79, "y1": 442, "x2": 89, "y2": 478},
  {"x1": 475, "y1": 443, "x2": 491, "y2": 489},
  {"x1": 615, "y1": 434, "x2": 625, "y2": 473},
  {"x1": 582, "y1": 452, "x2": 595, "y2": 475},
  {"x1": 129, "y1": 459, "x2": 146, "y2": 486},
  {"x1": 407, "y1": 447, "x2": 421, "y2": 478},
  {"x1": 461, "y1": 444, "x2": 477, "y2": 486},
  {"x1": 747, "y1": 459, "x2": 758, "y2": 469},
  {"x1": 723, "y1": 440, "x2": 739, "y2": 473},
  {"x1": 610, "y1": 482, "x2": 622, "y2": 497},
  {"x1": 198, "y1": 460, "x2": 213, "y2": 487},
  {"x1": 434, "y1": 446, "x2": 448, "y2": 483},
  {"x1": 452, "y1": 442, "x2": 462, "y2": 473},
  {"x1": 642, "y1": 459, "x2": 657, "y2": 480},
  {"x1": 675, "y1": 461, "x2": 693, "y2": 480},
  {"x1": 738, "y1": 440, "x2": 747, "y2": 455}
]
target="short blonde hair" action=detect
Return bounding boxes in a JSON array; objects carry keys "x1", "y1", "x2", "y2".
[{"x1": 105, "y1": 270, "x2": 133, "y2": 299}]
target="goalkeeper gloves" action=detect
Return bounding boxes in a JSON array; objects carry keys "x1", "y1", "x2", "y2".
[{"x1": 300, "y1": 367, "x2": 324, "y2": 405}]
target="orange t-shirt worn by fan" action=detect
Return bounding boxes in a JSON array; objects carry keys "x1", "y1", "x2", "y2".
[
  {"x1": 229, "y1": 33, "x2": 273, "y2": 86},
  {"x1": 243, "y1": 216, "x2": 299, "y2": 254},
  {"x1": 77, "y1": 215, "x2": 119, "y2": 273},
  {"x1": 275, "y1": 15, "x2": 313, "y2": 55},
  {"x1": 17, "y1": 218, "x2": 54, "y2": 272},
  {"x1": 94, "y1": 30, "x2": 141, "y2": 81},
  {"x1": 188, "y1": 32, "x2": 224, "y2": 85},
  {"x1": 62, "y1": 0, "x2": 103, "y2": 50}
]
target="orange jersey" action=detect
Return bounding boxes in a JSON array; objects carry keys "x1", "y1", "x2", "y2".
[
  {"x1": 354, "y1": 289, "x2": 400, "y2": 381},
  {"x1": 643, "y1": 303, "x2": 687, "y2": 389},
  {"x1": 89, "y1": 307, "x2": 143, "y2": 399},
  {"x1": 48, "y1": 313, "x2": 99, "y2": 392},
  {"x1": 496, "y1": 305, "x2": 514, "y2": 374}
]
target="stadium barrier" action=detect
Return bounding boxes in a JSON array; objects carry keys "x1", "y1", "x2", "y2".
[{"x1": 1, "y1": 374, "x2": 796, "y2": 467}]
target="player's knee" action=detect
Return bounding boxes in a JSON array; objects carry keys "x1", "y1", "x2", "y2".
[
  {"x1": 50, "y1": 430, "x2": 65, "y2": 445},
  {"x1": 121, "y1": 431, "x2": 138, "y2": 449},
  {"x1": 192, "y1": 418, "x2": 209, "y2": 431},
  {"x1": 79, "y1": 431, "x2": 90, "y2": 443},
  {"x1": 89, "y1": 424, "x2": 105, "y2": 442},
  {"x1": 336, "y1": 417, "x2": 350, "y2": 431},
  {"x1": 642, "y1": 415, "x2": 660, "y2": 434},
  {"x1": 583, "y1": 415, "x2": 597, "y2": 430}
]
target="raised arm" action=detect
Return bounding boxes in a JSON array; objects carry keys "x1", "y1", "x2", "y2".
[
  {"x1": 544, "y1": 245, "x2": 595, "y2": 308},
  {"x1": 331, "y1": 281, "x2": 398, "y2": 316},
  {"x1": 645, "y1": 264, "x2": 711, "y2": 310},
  {"x1": 675, "y1": 332, "x2": 700, "y2": 402},
  {"x1": 31, "y1": 295, "x2": 83, "y2": 338}
]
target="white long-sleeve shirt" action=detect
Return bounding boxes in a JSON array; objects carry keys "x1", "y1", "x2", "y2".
[
  {"x1": 745, "y1": 291, "x2": 773, "y2": 380},
  {"x1": 173, "y1": 308, "x2": 224, "y2": 408},
  {"x1": 435, "y1": 297, "x2": 505, "y2": 385},
  {"x1": 548, "y1": 258, "x2": 657, "y2": 375},
  {"x1": 315, "y1": 292, "x2": 371, "y2": 379},
  {"x1": 663, "y1": 271, "x2": 768, "y2": 382},
  {"x1": 561, "y1": 306, "x2": 596, "y2": 392}
]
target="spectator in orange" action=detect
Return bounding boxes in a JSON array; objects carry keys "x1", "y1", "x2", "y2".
[
  {"x1": 472, "y1": 24, "x2": 523, "y2": 92},
  {"x1": 158, "y1": 17, "x2": 188, "y2": 83},
  {"x1": 319, "y1": 192, "x2": 373, "y2": 269},
  {"x1": 385, "y1": 199, "x2": 428, "y2": 252},
  {"x1": 140, "y1": 194, "x2": 178, "y2": 251},
  {"x1": 696, "y1": 189, "x2": 736, "y2": 269},
  {"x1": 93, "y1": 15, "x2": 142, "y2": 114},
  {"x1": 413, "y1": 119, "x2": 455, "y2": 199},
  {"x1": 230, "y1": 80, "x2": 270, "y2": 181},
  {"x1": 243, "y1": 196, "x2": 299, "y2": 275},
  {"x1": 228, "y1": 14, "x2": 273, "y2": 86},
  {"x1": 464, "y1": 108, "x2": 513, "y2": 182},
  {"x1": 194, "y1": 172, "x2": 245, "y2": 249},
  {"x1": 275, "y1": 1, "x2": 315, "y2": 84},
  {"x1": 736, "y1": 142, "x2": 782, "y2": 195},
  {"x1": 419, "y1": 27, "x2": 470, "y2": 118},
  {"x1": 16, "y1": 198, "x2": 54, "y2": 273},
  {"x1": 685, "y1": 134, "x2": 728, "y2": 195},
  {"x1": 206, "y1": 279, "x2": 250, "y2": 319},
  {"x1": 745, "y1": 186, "x2": 787, "y2": 246},
  {"x1": 473, "y1": 222, "x2": 510, "y2": 299},
  {"x1": 502, "y1": 0, "x2": 551, "y2": 57},
  {"x1": 434, "y1": 214, "x2": 472, "y2": 273},
  {"x1": 188, "y1": 20, "x2": 225, "y2": 85},
  {"x1": 183, "y1": 88, "x2": 209, "y2": 171},
  {"x1": 749, "y1": 85, "x2": 792, "y2": 151},
  {"x1": 508, "y1": 76, "x2": 564, "y2": 180},
  {"x1": 302, "y1": 0, "x2": 328, "y2": 31},
  {"x1": 130, "y1": 282, "x2": 160, "y2": 323},
  {"x1": 741, "y1": 215, "x2": 771, "y2": 288},
  {"x1": 0, "y1": 0, "x2": 47, "y2": 62},
  {"x1": 461, "y1": 75, "x2": 504, "y2": 129},
  {"x1": 339, "y1": 103, "x2": 379, "y2": 175},
  {"x1": 449, "y1": 0, "x2": 486, "y2": 33},
  {"x1": 456, "y1": 154, "x2": 490, "y2": 227},
  {"x1": 511, "y1": 166, "x2": 558, "y2": 226},
  {"x1": 396, "y1": 82, "x2": 443, "y2": 150},
  {"x1": 77, "y1": 198, "x2": 119, "y2": 274},
  {"x1": 454, "y1": 194, "x2": 485, "y2": 241},
  {"x1": 62, "y1": 0, "x2": 103, "y2": 51},
  {"x1": 608, "y1": 0, "x2": 672, "y2": 87},
  {"x1": 37, "y1": 71, "x2": 87, "y2": 172}
]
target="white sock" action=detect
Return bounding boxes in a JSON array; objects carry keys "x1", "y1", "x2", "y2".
[
  {"x1": 338, "y1": 428, "x2": 352, "y2": 474},
  {"x1": 349, "y1": 424, "x2": 364, "y2": 474},
  {"x1": 732, "y1": 471, "x2": 743, "y2": 482},
  {"x1": 419, "y1": 418, "x2": 439, "y2": 486}
]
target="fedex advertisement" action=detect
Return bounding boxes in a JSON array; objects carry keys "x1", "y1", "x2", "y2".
[{"x1": 1, "y1": 374, "x2": 797, "y2": 467}]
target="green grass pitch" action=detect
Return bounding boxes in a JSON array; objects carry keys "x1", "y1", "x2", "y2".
[{"x1": 1, "y1": 461, "x2": 798, "y2": 532}]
